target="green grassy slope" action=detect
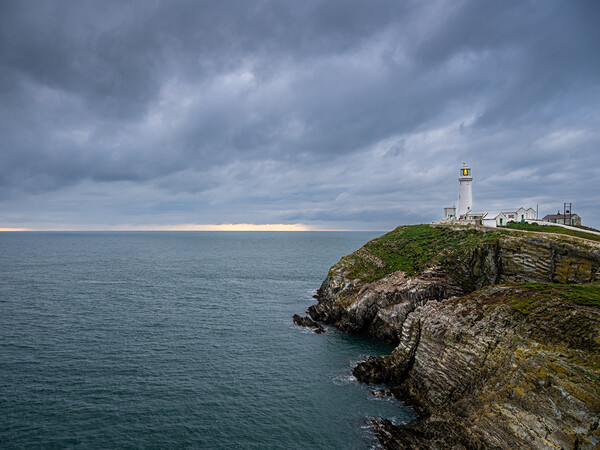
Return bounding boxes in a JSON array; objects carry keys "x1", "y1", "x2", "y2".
[
  {"x1": 340, "y1": 224, "x2": 505, "y2": 283},
  {"x1": 510, "y1": 283, "x2": 600, "y2": 311},
  {"x1": 505, "y1": 222, "x2": 600, "y2": 243}
]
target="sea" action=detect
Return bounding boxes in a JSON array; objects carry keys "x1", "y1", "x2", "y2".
[{"x1": 0, "y1": 232, "x2": 415, "y2": 449}]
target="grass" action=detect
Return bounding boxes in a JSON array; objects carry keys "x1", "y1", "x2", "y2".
[
  {"x1": 341, "y1": 224, "x2": 504, "y2": 282},
  {"x1": 511, "y1": 283, "x2": 600, "y2": 311},
  {"x1": 504, "y1": 221, "x2": 600, "y2": 243}
]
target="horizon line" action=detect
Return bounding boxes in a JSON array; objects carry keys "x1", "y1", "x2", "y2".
[{"x1": 0, "y1": 223, "x2": 390, "y2": 232}]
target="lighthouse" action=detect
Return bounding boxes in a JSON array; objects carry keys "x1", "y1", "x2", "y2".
[
  {"x1": 440, "y1": 163, "x2": 536, "y2": 227},
  {"x1": 457, "y1": 163, "x2": 473, "y2": 218}
]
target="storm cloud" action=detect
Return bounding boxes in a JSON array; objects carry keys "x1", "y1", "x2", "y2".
[{"x1": 1, "y1": 0, "x2": 599, "y2": 230}]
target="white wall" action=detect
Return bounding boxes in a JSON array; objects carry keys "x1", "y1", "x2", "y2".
[
  {"x1": 482, "y1": 218, "x2": 497, "y2": 227},
  {"x1": 457, "y1": 179, "x2": 472, "y2": 217}
]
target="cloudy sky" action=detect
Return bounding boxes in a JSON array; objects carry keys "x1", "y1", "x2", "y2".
[{"x1": 1, "y1": 0, "x2": 599, "y2": 231}]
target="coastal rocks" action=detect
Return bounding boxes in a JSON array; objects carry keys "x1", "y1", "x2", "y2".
[
  {"x1": 352, "y1": 312, "x2": 421, "y2": 385},
  {"x1": 370, "y1": 417, "x2": 483, "y2": 450},
  {"x1": 310, "y1": 231, "x2": 600, "y2": 347},
  {"x1": 354, "y1": 286, "x2": 600, "y2": 448},
  {"x1": 445, "y1": 235, "x2": 600, "y2": 292},
  {"x1": 292, "y1": 314, "x2": 325, "y2": 334},
  {"x1": 496, "y1": 235, "x2": 600, "y2": 284},
  {"x1": 370, "y1": 389, "x2": 394, "y2": 399},
  {"x1": 309, "y1": 225, "x2": 600, "y2": 448},
  {"x1": 309, "y1": 267, "x2": 459, "y2": 344}
]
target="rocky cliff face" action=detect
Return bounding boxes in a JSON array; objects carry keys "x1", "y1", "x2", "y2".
[
  {"x1": 308, "y1": 225, "x2": 600, "y2": 449},
  {"x1": 355, "y1": 285, "x2": 600, "y2": 449}
]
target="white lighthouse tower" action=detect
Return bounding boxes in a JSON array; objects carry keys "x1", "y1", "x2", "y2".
[{"x1": 457, "y1": 163, "x2": 473, "y2": 218}]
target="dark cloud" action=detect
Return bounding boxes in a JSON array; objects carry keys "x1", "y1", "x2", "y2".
[{"x1": 1, "y1": 0, "x2": 599, "y2": 229}]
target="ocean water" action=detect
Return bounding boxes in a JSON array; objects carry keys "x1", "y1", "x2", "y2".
[{"x1": 0, "y1": 232, "x2": 414, "y2": 449}]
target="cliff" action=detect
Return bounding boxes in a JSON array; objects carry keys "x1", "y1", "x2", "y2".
[{"x1": 308, "y1": 224, "x2": 600, "y2": 449}]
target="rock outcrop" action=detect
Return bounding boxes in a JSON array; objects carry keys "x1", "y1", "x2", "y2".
[
  {"x1": 308, "y1": 224, "x2": 600, "y2": 449},
  {"x1": 292, "y1": 314, "x2": 325, "y2": 333}
]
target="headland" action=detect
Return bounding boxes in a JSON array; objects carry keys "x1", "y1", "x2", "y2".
[{"x1": 305, "y1": 223, "x2": 600, "y2": 449}]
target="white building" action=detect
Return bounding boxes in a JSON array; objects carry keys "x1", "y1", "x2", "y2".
[
  {"x1": 542, "y1": 212, "x2": 582, "y2": 226},
  {"x1": 464, "y1": 211, "x2": 488, "y2": 221},
  {"x1": 441, "y1": 164, "x2": 536, "y2": 227},
  {"x1": 444, "y1": 206, "x2": 456, "y2": 220},
  {"x1": 482, "y1": 211, "x2": 509, "y2": 227},
  {"x1": 514, "y1": 207, "x2": 536, "y2": 221}
]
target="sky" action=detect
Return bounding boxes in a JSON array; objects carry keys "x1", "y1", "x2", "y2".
[{"x1": 1, "y1": 0, "x2": 599, "y2": 231}]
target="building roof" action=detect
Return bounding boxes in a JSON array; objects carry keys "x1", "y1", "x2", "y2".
[
  {"x1": 543, "y1": 213, "x2": 580, "y2": 220},
  {"x1": 483, "y1": 210, "x2": 506, "y2": 219}
]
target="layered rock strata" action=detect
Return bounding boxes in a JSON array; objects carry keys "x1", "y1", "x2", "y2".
[{"x1": 308, "y1": 225, "x2": 600, "y2": 449}]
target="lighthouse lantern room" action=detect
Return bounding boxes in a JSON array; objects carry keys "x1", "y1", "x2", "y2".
[{"x1": 457, "y1": 163, "x2": 473, "y2": 218}]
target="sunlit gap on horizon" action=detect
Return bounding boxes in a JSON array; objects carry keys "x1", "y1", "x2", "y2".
[{"x1": 133, "y1": 223, "x2": 314, "y2": 231}]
